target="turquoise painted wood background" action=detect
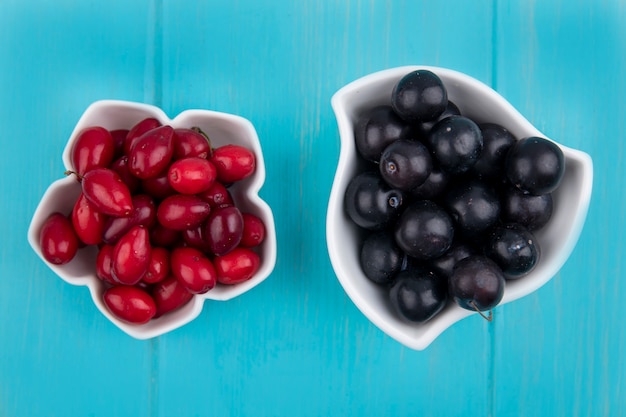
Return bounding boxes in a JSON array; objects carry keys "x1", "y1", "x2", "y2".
[{"x1": 1, "y1": 0, "x2": 624, "y2": 416}]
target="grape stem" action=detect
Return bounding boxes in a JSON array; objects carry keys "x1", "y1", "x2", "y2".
[{"x1": 469, "y1": 301, "x2": 493, "y2": 322}]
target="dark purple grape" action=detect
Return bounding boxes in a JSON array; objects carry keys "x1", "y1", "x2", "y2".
[
  {"x1": 408, "y1": 166, "x2": 450, "y2": 200},
  {"x1": 360, "y1": 231, "x2": 404, "y2": 285},
  {"x1": 414, "y1": 100, "x2": 461, "y2": 137},
  {"x1": 472, "y1": 123, "x2": 516, "y2": 180},
  {"x1": 501, "y1": 186, "x2": 553, "y2": 230},
  {"x1": 379, "y1": 139, "x2": 433, "y2": 191},
  {"x1": 449, "y1": 255, "x2": 505, "y2": 312},
  {"x1": 427, "y1": 116, "x2": 483, "y2": 174},
  {"x1": 429, "y1": 242, "x2": 476, "y2": 279},
  {"x1": 204, "y1": 206, "x2": 243, "y2": 256},
  {"x1": 505, "y1": 136, "x2": 565, "y2": 195},
  {"x1": 391, "y1": 69, "x2": 448, "y2": 123},
  {"x1": 394, "y1": 200, "x2": 454, "y2": 260},
  {"x1": 389, "y1": 269, "x2": 447, "y2": 322},
  {"x1": 484, "y1": 223, "x2": 540, "y2": 279},
  {"x1": 344, "y1": 171, "x2": 404, "y2": 230},
  {"x1": 354, "y1": 106, "x2": 415, "y2": 162},
  {"x1": 444, "y1": 179, "x2": 500, "y2": 239}
]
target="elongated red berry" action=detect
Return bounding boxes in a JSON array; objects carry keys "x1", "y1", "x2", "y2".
[
  {"x1": 214, "y1": 247, "x2": 260, "y2": 285},
  {"x1": 128, "y1": 125, "x2": 174, "y2": 179},
  {"x1": 173, "y1": 128, "x2": 211, "y2": 159},
  {"x1": 204, "y1": 206, "x2": 243, "y2": 256},
  {"x1": 39, "y1": 212, "x2": 79, "y2": 265},
  {"x1": 103, "y1": 285, "x2": 156, "y2": 324},
  {"x1": 197, "y1": 181, "x2": 234, "y2": 208},
  {"x1": 95, "y1": 244, "x2": 117, "y2": 284},
  {"x1": 79, "y1": 168, "x2": 133, "y2": 217},
  {"x1": 71, "y1": 126, "x2": 115, "y2": 176},
  {"x1": 240, "y1": 213, "x2": 266, "y2": 248},
  {"x1": 111, "y1": 225, "x2": 151, "y2": 285},
  {"x1": 102, "y1": 194, "x2": 156, "y2": 244},
  {"x1": 170, "y1": 247, "x2": 217, "y2": 294},
  {"x1": 156, "y1": 194, "x2": 210, "y2": 231},
  {"x1": 210, "y1": 144, "x2": 256, "y2": 183},
  {"x1": 152, "y1": 276, "x2": 194, "y2": 317},
  {"x1": 124, "y1": 118, "x2": 162, "y2": 155},
  {"x1": 71, "y1": 192, "x2": 107, "y2": 245},
  {"x1": 142, "y1": 247, "x2": 170, "y2": 284},
  {"x1": 167, "y1": 157, "x2": 217, "y2": 195}
]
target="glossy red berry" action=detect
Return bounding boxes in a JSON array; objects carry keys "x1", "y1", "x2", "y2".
[
  {"x1": 214, "y1": 247, "x2": 260, "y2": 285},
  {"x1": 124, "y1": 117, "x2": 162, "y2": 155},
  {"x1": 103, "y1": 285, "x2": 157, "y2": 324},
  {"x1": 141, "y1": 170, "x2": 177, "y2": 200},
  {"x1": 111, "y1": 225, "x2": 151, "y2": 285},
  {"x1": 128, "y1": 125, "x2": 174, "y2": 179},
  {"x1": 197, "y1": 181, "x2": 234, "y2": 208},
  {"x1": 149, "y1": 223, "x2": 181, "y2": 248},
  {"x1": 204, "y1": 206, "x2": 243, "y2": 256},
  {"x1": 142, "y1": 247, "x2": 170, "y2": 284},
  {"x1": 71, "y1": 126, "x2": 115, "y2": 176},
  {"x1": 240, "y1": 213, "x2": 266, "y2": 248},
  {"x1": 167, "y1": 157, "x2": 217, "y2": 195},
  {"x1": 173, "y1": 128, "x2": 211, "y2": 159},
  {"x1": 109, "y1": 129, "x2": 129, "y2": 158},
  {"x1": 152, "y1": 276, "x2": 194, "y2": 317},
  {"x1": 156, "y1": 194, "x2": 211, "y2": 231},
  {"x1": 71, "y1": 192, "x2": 107, "y2": 245},
  {"x1": 95, "y1": 244, "x2": 117, "y2": 284},
  {"x1": 79, "y1": 168, "x2": 134, "y2": 217},
  {"x1": 110, "y1": 155, "x2": 140, "y2": 193},
  {"x1": 170, "y1": 247, "x2": 217, "y2": 294},
  {"x1": 210, "y1": 144, "x2": 256, "y2": 183},
  {"x1": 39, "y1": 212, "x2": 80, "y2": 265},
  {"x1": 102, "y1": 194, "x2": 156, "y2": 244}
]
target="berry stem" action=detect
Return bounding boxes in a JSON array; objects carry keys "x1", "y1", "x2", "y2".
[
  {"x1": 64, "y1": 170, "x2": 84, "y2": 181},
  {"x1": 469, "y1": 301, "x2": 493, "y2": 322}
]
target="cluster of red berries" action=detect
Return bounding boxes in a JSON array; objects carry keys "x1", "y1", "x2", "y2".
[{"x1": 39, "y1": 118, "x2": 266, "y2": 324}]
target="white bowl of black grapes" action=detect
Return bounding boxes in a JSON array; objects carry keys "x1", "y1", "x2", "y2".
[{"x1": 327, "y1": 66, "x2": 593, "y2": 350}]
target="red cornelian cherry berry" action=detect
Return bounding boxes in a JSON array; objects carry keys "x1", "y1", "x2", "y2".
[
  {"x1": 172, "y1": 128, "x2": 211, "y2": 159},
  {"x1": 76, "y1": 167, "x2": 134, "y2": 217},
  {"x1": 110, "y1": 155, "x2": 140, "y2": 193},
  {"x1": 152, "y1": 276, "x2": 194, "y2": 317},
  {"x1": 111, "y1": 225, "x2": 151, "y2": 285},
  {"x1": 197, "y1": 181, "x2": 234, "y2": 208},
  {"x1": 128, "y1": 125, "x2": 174, "y2": 179},
  {"x1": 95, "y1": 244, "x2": 117, "y2": 284},
  {"x1": 109, "y1": 129, "x2": 129, "y2": 158},
  {"x1": 204, "y1": 206, "x2": 243, "y2": 256},
  {"x1": 39, "y1": 212, "x2": 80, "y2": 265},
  {"x1": 240, "y1": 213, "x2": 266, "y2": 248},
  {"x1": 141, "y1": 170, "x2": 177, "y2": 200},
  {"x1": 102, "y1": 194, "x2": 156, "y2": 244},
  {"x1": 214, "y1": 247, "x2": 260, "y2": 285},
  {"x1": 71, "y1": 126, "x2": 115, "y2": 176},
  {"x1": 170, "y1": 247, "x2": 217, "y2": 294},
  {"x1": 182, "y1": 225, "x2": 212, "y2": 253},
  {"x1": 124, "y1": 117, "x2": 162, "y2": 155},
  {"x1": 156, "y1": 194, "x2": 211, "y2": 231},
  {"x1": 142, "y1": 247, "x2": 170, "y2": 284},
  {"x1": 103, "y1": 285, "x2": 156, "y2": 324},
  {"x1": 210, "y1": 144, "x2": 256, "y2": 183},
  {"x1": 71, "y1": 192, "x2": 107, "y2": 245},
  {"x1": 167, "y1": 157, "x2": 217, "y2": 195}
]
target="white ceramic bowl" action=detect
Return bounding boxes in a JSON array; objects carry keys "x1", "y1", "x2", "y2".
[
  {"x1": 28, "y1": 100, "x2": 277, "y2": 339},
  {"x1": 327, "y1": 66, "x2": 593, "y2": 350}
]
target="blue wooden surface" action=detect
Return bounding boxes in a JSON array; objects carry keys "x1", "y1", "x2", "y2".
[{"x1": 0, "y1": 0, "x2": 623, "y2": 416}]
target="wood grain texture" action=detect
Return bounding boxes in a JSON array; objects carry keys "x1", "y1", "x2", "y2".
[{"x1": 0, "y1": 0, "x2": 623, "y2": 416}]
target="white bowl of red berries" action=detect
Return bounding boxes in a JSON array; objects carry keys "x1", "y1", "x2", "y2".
[
  {"x1": 327, "y1": 66, "x2": 593, "y2": 350},
  {"x1": 28, "y1": 100, "x2": 277, "y2": 339}
]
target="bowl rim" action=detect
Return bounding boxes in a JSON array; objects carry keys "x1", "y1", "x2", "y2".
[
  {"x1": 28, "y1": 99, "x2": 277, "y2": 339},
  {"x1": 327, "y1": 65, "x2": 593, "y2": 350}
]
